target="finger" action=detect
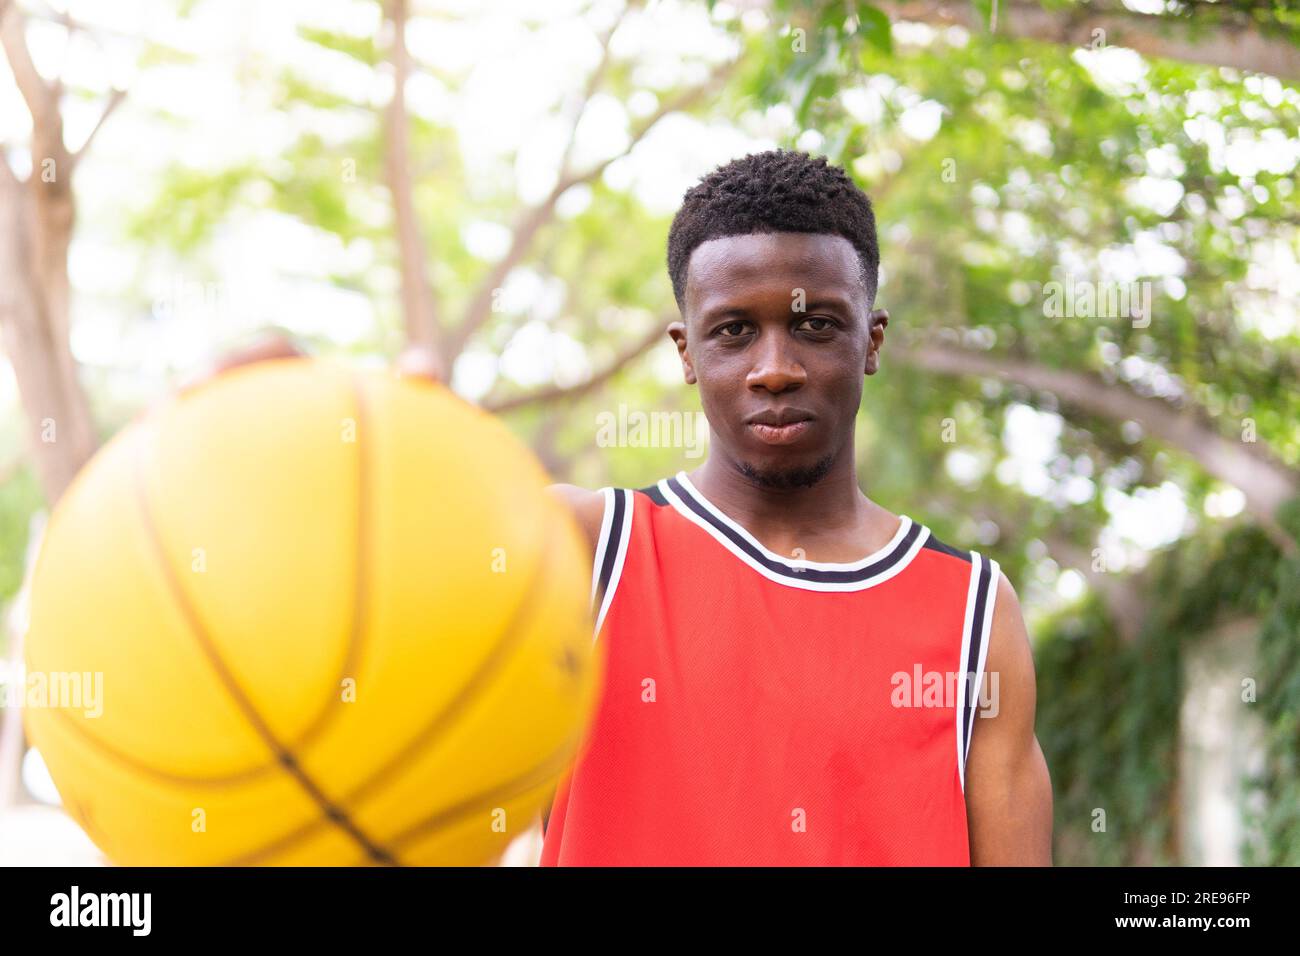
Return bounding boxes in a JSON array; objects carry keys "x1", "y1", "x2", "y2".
[
  {"x1": 177, "y1": 332, "x2": 304, "y2": 397},
  {"x1": 210, "y1": 332, "x2": 302, "y2": 374},
  {"x1": 396, "y1": 343, "x2": 447, "y2": 385}
]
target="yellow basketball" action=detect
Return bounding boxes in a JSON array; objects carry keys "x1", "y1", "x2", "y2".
[{"x1": 23, "y1": 358, "x2": 601, "y2": 865}]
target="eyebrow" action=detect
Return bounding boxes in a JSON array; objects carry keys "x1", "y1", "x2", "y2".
[
  {"x1": 698, "y1": 294, "x2": 856, "y2": 321},
  {"x1": 696, "y1": 302, "x2": 750, "y2": 322},
  {"x1": 802, "y1": 296, "x2": 855, "y2": 313}
]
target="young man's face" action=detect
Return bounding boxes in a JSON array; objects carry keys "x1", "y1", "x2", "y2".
[{"x1": 669, "y1": 231, "x2": 886, "y2": 490}]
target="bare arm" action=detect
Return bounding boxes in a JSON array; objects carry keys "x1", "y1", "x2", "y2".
[
  {"x1": 964, "y1": 571, "x2": 1054, "y2": 865},
  {"x1": 545, "y1": 482, "x2": 605, "y2": 556}
]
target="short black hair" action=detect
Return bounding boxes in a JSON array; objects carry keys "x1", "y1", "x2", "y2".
[{"x1": 666, "y1": 148, "x2": 879, "y2": 313}]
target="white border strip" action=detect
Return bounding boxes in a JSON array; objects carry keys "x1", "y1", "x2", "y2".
[
  {"x1": 589, "y1": 487, "x2": 616, "y2": 611},
  {"x1": 958, "y1": 554, "x2": 1000, "y2": 793},
  {"x1": 955, "y1": 553, "x2": 981, "y2": 792},
  {"x1": 592, "y1": 489, "x2": 634, "y2": 642},
  {"x1": 964, "y1": 558, "x2": 1000, "y2": 782}
]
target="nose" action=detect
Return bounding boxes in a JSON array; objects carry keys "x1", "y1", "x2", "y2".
[{"x1": 746, "y1": 331, "x2": 806, "y2": 394}]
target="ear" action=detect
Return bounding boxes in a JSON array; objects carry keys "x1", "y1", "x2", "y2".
[
  {"x1": 864, "y1": 307, "x2": 889, "y2": 376},
  {"x1": 667, "y1": 321, "x2": 696, "y2": 385}
]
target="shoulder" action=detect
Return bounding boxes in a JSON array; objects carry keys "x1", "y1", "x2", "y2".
[
  {"x1": 547, "y1": 478, "x2": 674, "y2": 556},
  {"x1": 928, "y1": 535, "x2": 1026, "y2": 681},
  {"x1": 546, "y1": 483, "x2": 606, "y2": 553},
  {"x1": 985, "y1": 569, "x2": 1036, "y2": 694},
  {"x1": 964, "y1": 567, "x2": 1036, "y2": 733},
  {"x1": 918, "y1": 527, "x2": 972, "y2": 565},
  {"x1": 911, "y1": 523, "x2": 991, "y2": 591},
  {"x1": 910, "y1": 524, "x2": 1017, "y2": 674}
]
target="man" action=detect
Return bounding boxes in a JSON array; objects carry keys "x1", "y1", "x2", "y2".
[
  {"x1": 540, "y1": 149, "x2": 1053, "y2": 865},
  {"x1": 210, "y1": 148, "x2": 1052, "y2": 866}
]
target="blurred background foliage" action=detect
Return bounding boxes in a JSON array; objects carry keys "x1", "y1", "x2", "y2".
[{"x1": 1, "y1": 0, "x2": 1298, "y2": 863}]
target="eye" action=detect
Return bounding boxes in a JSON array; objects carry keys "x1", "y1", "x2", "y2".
[
  {"x1": 717, "y1": 321, "x2": 749, "y2": 337},
  {"x1": 797, "y1": 316, "x2": 835, "y2": 333}
]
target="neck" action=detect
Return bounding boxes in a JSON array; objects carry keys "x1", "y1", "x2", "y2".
[{"x1": 685, "y1": 444, "x2": 870, "y2": 539}]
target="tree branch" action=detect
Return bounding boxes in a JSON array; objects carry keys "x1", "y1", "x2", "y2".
[
  {"x1": 1044, "y1": 532, "x2": 1149, "y2": 644},
  {"x1": 920, "y1": 489, "x2": 1153, "y2": 643},
  {"x1": 0, "y1": 0, "x2": 58, "y2": 130},
  {"x1": 446, "y1": 56, "x2": 738, "y2": 365},
  {"x1": 878, "y1": 0, "x2": 1300, "y2": 80},
  {"x1": 554, "y1": 0, "x2": 639, "y2": 183},
  {"x1": 889, "y1": 336, "x2": 1299, "y2": 550},
  {"x1": 382, "y1": 0, "x2": 442, "y2": 355},
  {"x1": 482, "y1": 319, "x2": 667, "y2": 414},
  {"x1": 0, "y1": 141, "x2": 17, "y2": 185},
  {"x1": 71, "y1": 86, "x2": 125, "y2": 167}
]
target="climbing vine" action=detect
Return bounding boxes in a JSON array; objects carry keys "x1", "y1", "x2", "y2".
[{"x1": 1036, "y1": 497, "x2": 1300, "y2": 865}]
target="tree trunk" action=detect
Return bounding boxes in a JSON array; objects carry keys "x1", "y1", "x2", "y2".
[
  {"x1": 0, "y1": 162, "x2": 98, "y2": 504},
  {"x1": 382, "y1": 0, "x2": 441, "y2": 357},
  {"x1": 1, "y1": 1, "x2": 99, "y2": 505}
]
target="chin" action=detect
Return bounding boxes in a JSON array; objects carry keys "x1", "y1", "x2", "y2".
[{"x1": 737, "y1": 452, "x2": 835, "y2": 491}]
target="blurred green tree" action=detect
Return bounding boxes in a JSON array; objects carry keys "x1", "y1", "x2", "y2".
[{"x1": 1, "y1": 0, "x2": 1298, "y2": 861}]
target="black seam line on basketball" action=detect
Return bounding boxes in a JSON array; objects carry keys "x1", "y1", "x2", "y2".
[
  {"x1": 45, "y1": 700, "x2": 278, "y2": 788},
  {"x1": 58, "y1": 380, "x2": 372, "y2": 790},
  {"x1": 221, "y1": 503, "x2": 563, "y2": 866},
  {"x1": 131, "y1": 394, "x2": 398, "y2": 867},
  {"x1": 380, "y1": 729, "x2": 586, "y2": 858},
  {"x1": 593, "y1": 488, "x2": 626, "y2": 610},
  {"x1": 244, "y1": 375, "x2": 374, "y2": 759},
  {"x1": 666, "y1": 476, "x2": 921, "y2": 583},
  {"x1": 36, "y1": 441, "x2": 302, "y2": 788},
  {"x1": 963, "y1": 559, "x2": 993, "y2": 763}
]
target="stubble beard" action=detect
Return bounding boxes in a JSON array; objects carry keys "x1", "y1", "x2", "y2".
[{"x1": 736, "y1": 451, "x2": 837, "y2": 491}]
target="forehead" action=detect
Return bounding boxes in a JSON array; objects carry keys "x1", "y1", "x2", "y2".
[{"x1": 685, "y1": 232, "x2": 862, "y2": 310}]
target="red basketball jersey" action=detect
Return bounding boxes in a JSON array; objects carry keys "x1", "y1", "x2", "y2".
[{"x1": 540, "y1": 471, "x2": 1000, "y2": 866}]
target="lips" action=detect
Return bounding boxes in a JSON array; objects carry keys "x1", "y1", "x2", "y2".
[
  {"x1": 745, "y1": 408, "x2": 815, "y2": 446},
  {"x1": 749, "y1": 421, "x2": 812, "y2": 445}
]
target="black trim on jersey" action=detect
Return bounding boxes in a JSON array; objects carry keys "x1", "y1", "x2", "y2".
[
  {"x1": 923, "y1": 534, "x2": 971, "y2": 564},
  {"x1": 664, "y1": 475, "x2": 922, "y2": 585},
  {"x1": 637, "y1": 483, "x2": 669, "y2": 507},
  {"x1": 961, "y1": 556, "x2": 994, "y2": 764},
  {"x1": 593, "y1": 488, "x2": 627, "y2": 611}
]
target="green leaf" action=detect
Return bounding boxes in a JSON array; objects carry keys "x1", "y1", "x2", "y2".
[
  {"x1": 855, "y1": 3, "x2": 893, "y2": 55},
  {"x1": 297, "y1": 26, "x2": 381, "y2": 66},
  {"x1": 969, "y1": 0, "x2": 995, "y2": 32}
]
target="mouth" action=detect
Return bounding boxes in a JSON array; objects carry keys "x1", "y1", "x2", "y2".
[
  {"x1": 748, "y1": 421, "x2": 811, "y2": 445},
  {"x1": 745, "y1": 409, "x2": 815, "y2": 446}
]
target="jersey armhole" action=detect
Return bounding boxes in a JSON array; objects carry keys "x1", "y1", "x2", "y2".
[
  {"x1": 589, "y1": 487, "x2": 635, "y2": 642},
  {"x1": 956, "y1": 552, "x2": 1000, "y2": 794}
]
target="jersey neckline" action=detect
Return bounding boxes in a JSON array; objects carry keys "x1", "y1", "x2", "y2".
[{"x1": 656, "y1": 471, "x2": 931, "y2": 592}]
